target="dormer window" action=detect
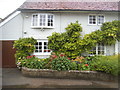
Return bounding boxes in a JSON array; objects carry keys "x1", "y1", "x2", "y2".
[{"x1": 31, "y1": 14, "x2": 54, "y2": 28}]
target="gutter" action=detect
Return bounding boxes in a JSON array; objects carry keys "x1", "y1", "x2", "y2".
[{"x1": 18, "y1": 8, "x2": 120, "y2": 12}]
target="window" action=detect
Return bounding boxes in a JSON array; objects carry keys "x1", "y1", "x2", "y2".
[
  {"x1": 32, "y1": 14, "x2": 54, "y2": 28},
  {"x1": 90, "y1": 43, "x2": 105, "y2": 55},
  {"x1": 98, "y1": 15, "x2": 104, "y2": 25},
  {"x1": 34, "y1": 41, "x2": 51, "y2": 54},
  {"x1": 88, "y1": 15, "x2": 104, "y2": 25},
  {"x1": 89, "y1": 15, "x2": 97, "y2": 25}
]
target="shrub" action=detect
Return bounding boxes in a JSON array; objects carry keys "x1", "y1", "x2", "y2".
[
  {"x1": 70, "y1": 62, "x2": 78, "y2": 70},
  {"x1": 13, "y1": 37, "x2": 37, "y2": 61},
  {"x1": 91, "y1": 55, "x2": 119, "y2": 76},
  {"x1": 20, "y1": 56, "x2": 46, "y2": 69},
  {"x1": 51, "y1": 56, "x2": 71, "y2": 71},
  {"x1": 48, "y1": 21, "x2": 83, "y2": 59},
  {"x1": 70, "y1": 56, "x2": 92, "y2": 71}
]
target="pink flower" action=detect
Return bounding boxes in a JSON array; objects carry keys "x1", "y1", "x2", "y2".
[
  {"x1": 68, "y1": 58, "x2": 71, "y2": 60},
  {"x1": 59, "y1": 53, "x2": 65, "y2": 57},
  {"x1": 85, "y1": 64, "x2": 89, "y2": 66}
]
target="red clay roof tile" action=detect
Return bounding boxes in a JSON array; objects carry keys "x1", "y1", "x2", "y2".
[{"x1": 19, "y1": 1, "x2": 119, "y2": 11}]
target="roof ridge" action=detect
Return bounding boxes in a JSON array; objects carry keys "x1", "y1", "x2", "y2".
[{"x1": 25, "y1": 0, "x2": 119, "y2": 2}]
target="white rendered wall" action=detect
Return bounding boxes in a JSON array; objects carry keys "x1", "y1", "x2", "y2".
[
  {"x1": 22, "y1": 11, "x2": 118, "y2": 38},
  {"x1": 1, "y1": 13, "x2": 23, "y2": 40}
]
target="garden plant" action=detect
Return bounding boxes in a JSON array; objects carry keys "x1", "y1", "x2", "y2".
[{"x1": 14, "y1": 20, "x2": 120, "y2": 76}]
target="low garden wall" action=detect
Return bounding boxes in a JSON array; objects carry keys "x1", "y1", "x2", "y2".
[{"x1": 22, "y1": 67, "x2": 117, "y2": 82}]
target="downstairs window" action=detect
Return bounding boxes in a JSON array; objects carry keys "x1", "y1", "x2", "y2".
[
  {"x1": 34, "y1": 40, "x2": 51, "y2": 55},
  {"x1": 90, "y1": 43, "x2": 106, "y2": 55}
]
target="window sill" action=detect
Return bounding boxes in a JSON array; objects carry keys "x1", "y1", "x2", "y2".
[
  {"x1": 34, "y1": 53, "x2": 51, "y2": 56},
  {"x1": 87, "y1": 24, "x2": 102, "y2": 26}
]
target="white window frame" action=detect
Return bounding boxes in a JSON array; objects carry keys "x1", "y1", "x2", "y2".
[
  {"x1": 31, "y1": 13, "x2": 54, "y2": 29},
  {"x1": 88, "y1": 14, "x2": 97, "y2": 25},
  {"x1": 90, "y1": 43, "x2": 106, "y2": 56},
  {"x1": 34, "y1": 40, "x2": 51, "y2": 55},
  {"x1": 88, "y1": 14, "x2": 105, "y2": 25},
  {"x1": 97, "y1": 14, "x2": 105, "y2": 25}
]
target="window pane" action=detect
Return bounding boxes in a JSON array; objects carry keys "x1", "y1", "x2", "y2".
[
  {"x1": 44, "y1": 42, "x2": 47, "y2": 45},
  {"x1": 89, "y1": 15, "x2": 96, "y2": 25},
  {"x1": 35, "y1": 42, "x2": 38, "y2": 45},
  {"x1": 39, "y1": 15, "x2": 46, "y2": 26},
  {"x1": 44, "y1": 46, "x2": 47, "y2": 49},
  {"x1": 35, "y1": 50, "x2": 38, "y2": 52},
  {"x1": 98, "y1": 15, "x2": 104, "y2": 24},
  {"x1": 39, "y1": 42, "x2": 42, "y2": 45},
  {"x1": 32, "y1": 15, "x2": 38, "y2": 26},
  {"x1": 39, "y1": 50, "x2": 42, "y2": 52},
  {"x1": 90, "y1": 47, "x2": 96, "y2": 55},
  {"x1": 47, "y1": 15, "x2": 53, "y2": 27},
  {"x1": 97, "y1": 43, "x2": 104, "y2": 55},
  {"x1": 39, "y1": 46, "x2": 42, "y2": 49},
  {"x1": 36, "y1": 47, "x2": 38, "y2": 49}
]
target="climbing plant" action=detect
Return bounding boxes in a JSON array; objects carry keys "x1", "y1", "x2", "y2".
[
  {"x1": 13, "y1": 37, "x2": 37, "y2": 61},
  {"x1": 48, "y1": 20, "x2": 120, "y2": 58},
  {"x1": 48, "y1": 21, "x2": 83, "y2": 58}
]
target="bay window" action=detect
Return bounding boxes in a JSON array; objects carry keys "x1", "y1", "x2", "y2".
[{"x1": 31, "y1": 14, "x2": 54, "y2": 28}]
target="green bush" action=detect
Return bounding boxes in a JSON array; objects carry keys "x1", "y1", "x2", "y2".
[
  {"x1": 48, "y1": 21, "x2": 83, "y2": 59},
  {"x1": 51, "y1": 56, "x2": 71, "y2": 71},
  {"x1": 91, "y1": 55, "x2": 119, "y2": 76},
  {"x1": 20, "y1": 56, "x2": 46, "y2": 69},
  {"x1": 48, "y1": 20, "x2": 120, "y2": 59},
  {"x1": 70, "y1": 62, "x2": 78, "y2": 70},
  {"x1": 13, "y1": 37, "x2": 37, "y2": 61}
]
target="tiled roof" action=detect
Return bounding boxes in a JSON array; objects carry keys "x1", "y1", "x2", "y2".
[{"x1": 19, "y1": 1, "x2": 119, "y2": 11}]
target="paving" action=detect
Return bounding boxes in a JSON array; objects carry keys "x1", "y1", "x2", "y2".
[{"x1": 1, "y1": 68, "x2": 119, "y2": 89}]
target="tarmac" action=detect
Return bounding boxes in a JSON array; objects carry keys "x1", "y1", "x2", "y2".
[{"x1": 1, "y1": 68, "x2": 119, "y2": 89}]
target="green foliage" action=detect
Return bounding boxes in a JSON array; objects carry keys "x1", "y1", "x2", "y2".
[
  {"x1": 70, "y1": 62, "x2": 78, "y2": 70},
  {"x1": 51, "y1": 56, "x2": 71, "y2": 71},
  {"x1": 48, "y1": 20, "x2": 120, "y2": 58},
  {"x1": 100, "y1": 20, "x2": 120, "y2": 44},
  {"x1": 48, "y1": 21, "x2": 83, "y2": 59},
  {"x1": 91, "y1": 55, "x2": 119, "y2": 76},
  {"x1": 13, "y1": 37, "x2": 37, "y2": 60},
  {"x1": 83, "y1": 20, "x2": 120, "y2": 45},
  {"x1": 19, "y1": 56, "x2": 47, "y2": 69}
]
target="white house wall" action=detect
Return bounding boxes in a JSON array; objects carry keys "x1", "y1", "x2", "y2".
[
  {"x1": 1, "y1": 13, "x2": 23, "y2": 40},
  {"x1": 106, "y1": 45, "x2": 115, "y2": 56},
  {"x1": 22, "y1": 11, "x2": 118, "y2": 39},
  {"x1": 21, "y1": 11, "x2": 118, "y2": 57},
  {"x1": 0, "y1": 11, "x2": 118, "y2": 58}
]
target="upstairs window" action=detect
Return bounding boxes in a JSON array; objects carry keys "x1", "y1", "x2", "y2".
[
  {"x1": 98, "y1": 15, "x2": 104, "y2": 25},
  {"x1": 88, "y1": 15, "x2": 104, "y2": 25},
  {"x1": 89, "y1": 15, "x2": 97, "y2": 25},
  {"x1": 31, "y1": 14, "x2": 54, "y2": 28}
]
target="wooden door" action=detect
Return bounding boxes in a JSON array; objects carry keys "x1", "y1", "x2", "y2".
[{"x1": 2, "y1": 41, "x2": 16, "y2": 68}]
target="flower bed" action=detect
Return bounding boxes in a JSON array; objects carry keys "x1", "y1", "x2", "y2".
[{"x1": 22, "y1": 67, "x2": 117, "y2": 82}]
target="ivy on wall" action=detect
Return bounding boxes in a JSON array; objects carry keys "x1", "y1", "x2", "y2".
[{"x1": 48, "y1": 20, "x2": 120, "y2": 58}]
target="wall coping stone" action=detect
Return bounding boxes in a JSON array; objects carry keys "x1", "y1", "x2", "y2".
[{"x1": 22, "y1": 67, "x2": 118, "y2": 82}]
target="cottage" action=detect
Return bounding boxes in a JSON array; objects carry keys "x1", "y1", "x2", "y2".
[{"x1": 0, "y1": 0, "x2": 119, "y2": 67}]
